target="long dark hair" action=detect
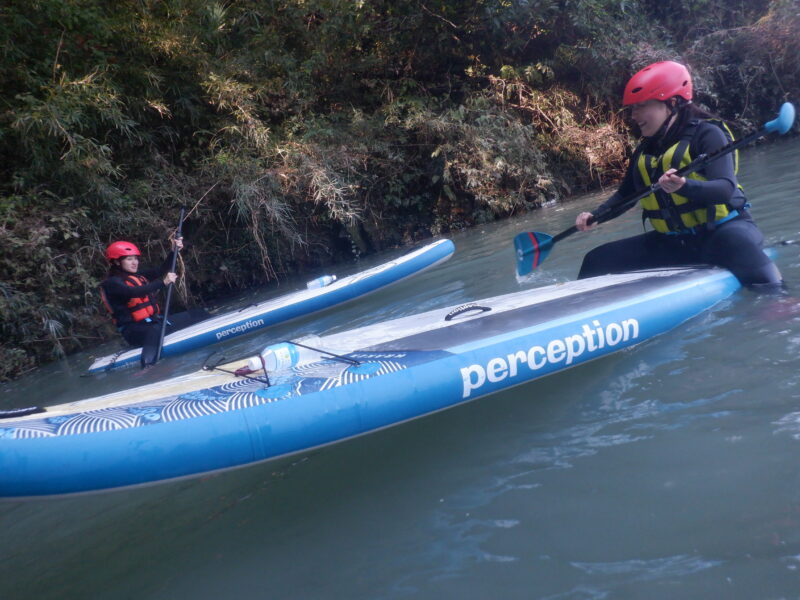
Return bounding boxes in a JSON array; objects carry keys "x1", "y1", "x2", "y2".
[
  {"x1": 641, "y1": 100, "x2": 722, "y2": 154},
  {"x1": 107, "y1": 263, "x2": 126, "y2": 278}
]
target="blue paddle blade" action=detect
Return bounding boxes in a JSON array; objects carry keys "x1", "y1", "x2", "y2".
[
  {"x1": 765, "y1": 102, "x2": 796, "y2": 135},
  {"x1": 514, "y1": 231, "x2": 554, "y2": 276}
]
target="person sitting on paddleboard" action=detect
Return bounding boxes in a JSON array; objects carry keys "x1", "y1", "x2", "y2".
[
  {"x1": 574, "y1": 60, "x2": 782, "y2": 289},
  {"x1": 101, "y1": 237, "x2": 208, "y2": 368}
]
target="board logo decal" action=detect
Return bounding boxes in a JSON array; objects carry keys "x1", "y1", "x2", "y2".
[
  {"x1": 460, "y1": 319, "x2": 640, "y2": 398},
  {"x1": 215, "y1": 318, "x2": 266, "y2": 340}
]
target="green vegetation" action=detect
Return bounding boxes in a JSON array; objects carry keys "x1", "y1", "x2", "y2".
[{"x1": 1, "y1": 0, "x2": 797, "y2": 380}]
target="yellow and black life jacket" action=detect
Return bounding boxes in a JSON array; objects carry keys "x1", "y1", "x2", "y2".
[
  {"x1": 634, "y1": 119, "x2": 744, "y2": 234},
  {"x1": 100, "y1": 274, "x2": 160, "y2": 325}
]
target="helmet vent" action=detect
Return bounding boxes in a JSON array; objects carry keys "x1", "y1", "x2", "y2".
[{"x1": 631, "y1": 87, "x2": 642, "y2": 94}]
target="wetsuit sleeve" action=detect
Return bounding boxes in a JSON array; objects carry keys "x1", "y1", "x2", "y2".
[
  {"x1": 678, "y1": 123, "x2": 736, "y2": 206},
  {"x1": 102, "y1": 276, "x2": 165, "y2": 299}
]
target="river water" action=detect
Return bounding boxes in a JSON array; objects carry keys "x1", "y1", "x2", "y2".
[{"x1": 1, "y1": 138, "x2": 799, "y2": 599}]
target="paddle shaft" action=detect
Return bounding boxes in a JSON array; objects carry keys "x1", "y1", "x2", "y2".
[
  {"x1": 155, "y1": 207, "x2": 185, "y2": 363},
  {"x1": 588, "y1": 125, "x2": 766, "y2": 227}
]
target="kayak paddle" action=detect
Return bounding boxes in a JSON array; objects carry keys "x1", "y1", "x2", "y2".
[
  {"x1": 155, "y1": 207, "x2": 186, "y2": 363},
  {"x1": 515, "y1": 102, "x2": 796, "y2": 276}
]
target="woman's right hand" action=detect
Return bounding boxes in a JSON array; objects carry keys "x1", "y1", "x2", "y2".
[
  {"x1": 575, "y1": 212, "x2": 595, "y2": 231},
  {"x1": 163, "y1": 272, "x2": 178, "y2": 286}
]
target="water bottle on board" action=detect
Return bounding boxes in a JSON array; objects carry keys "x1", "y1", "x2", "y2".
[
  {"x1": 247, "y1": 335, "x2": 324, "y2": 372},
  {"x1": 306, "y1": 274, "x2": 337, "y2": 289}
]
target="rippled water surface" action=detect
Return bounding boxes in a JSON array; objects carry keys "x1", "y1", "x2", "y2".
[{"x1": 2, "y1": 138, "x2": 800, "y2": 599}]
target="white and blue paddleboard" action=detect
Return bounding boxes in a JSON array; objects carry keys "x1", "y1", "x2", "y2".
[
  {"x1": 87, "y1": 239, "x2": 455, "y2": 373},
  {"x1": 1, "y1": 264, "x2": 741, "y2": 498}
]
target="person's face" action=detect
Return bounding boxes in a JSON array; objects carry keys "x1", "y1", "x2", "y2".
[
  {"x1": 119, "y1": 255, "x2": 139, "y2": 274},
  {"x1": 630, "y1": 99, "x2": 671, "y2": 137}
]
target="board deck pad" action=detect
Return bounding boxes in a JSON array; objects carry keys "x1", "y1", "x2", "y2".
[{"x1": 2, "y1": 350, "x2": 451, "y2": 440}]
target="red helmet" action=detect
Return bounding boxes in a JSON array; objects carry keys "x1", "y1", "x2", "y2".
[
  {"x1": 623, "y1": 61, "x2": 693, "y2": 106},
  {"x1": 106, "y1": 241, "x2": 141, "y2": 261}
]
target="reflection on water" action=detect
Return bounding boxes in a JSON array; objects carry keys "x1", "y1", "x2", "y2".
[{"x1": 570, "y1": 554, "x2": 723, "y2": 580}]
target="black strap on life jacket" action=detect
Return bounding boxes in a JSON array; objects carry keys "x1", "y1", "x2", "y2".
[{"x1": 635, "y1": 126, "x2": 697, "y2": 232}]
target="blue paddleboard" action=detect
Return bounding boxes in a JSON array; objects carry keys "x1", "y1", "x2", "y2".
[
  {"x1": 87, "y1": 239, "x2": 455, "y2": 373},
  {"x1": 2, "y1": 263, "x2": 741, "y2": 497}
]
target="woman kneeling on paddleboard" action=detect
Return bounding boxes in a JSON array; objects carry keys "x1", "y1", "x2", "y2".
[
  {"x1": 575, "y1": 60, "x2": 782, "y2": 290},
  {"x1": 101, "y1": 237, "x2": 208, "y2": 368}
]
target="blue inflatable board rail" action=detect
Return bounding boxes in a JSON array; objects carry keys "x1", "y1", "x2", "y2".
[
  {"x1": 1, "y1": 264, "x2": 741, "y2": 498},
  {"x1": 87, "y1": 239, "x2": 455, "y2": 373}
]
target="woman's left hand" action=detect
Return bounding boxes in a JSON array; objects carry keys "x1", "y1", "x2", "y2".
[
  {"x1": 659, "y1": 168, "x2": 686, "y2": 193},
  {"x1": 172, "y1": 236, "x2": 184, "y2": 251}
]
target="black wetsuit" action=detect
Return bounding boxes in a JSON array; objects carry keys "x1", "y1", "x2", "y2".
[
  {"x1": 578, "y1": 121, "x2": 781, "y2": 287},
  {"x1": 101, "y1": 258, "x2": 209, "y2": 367}
]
